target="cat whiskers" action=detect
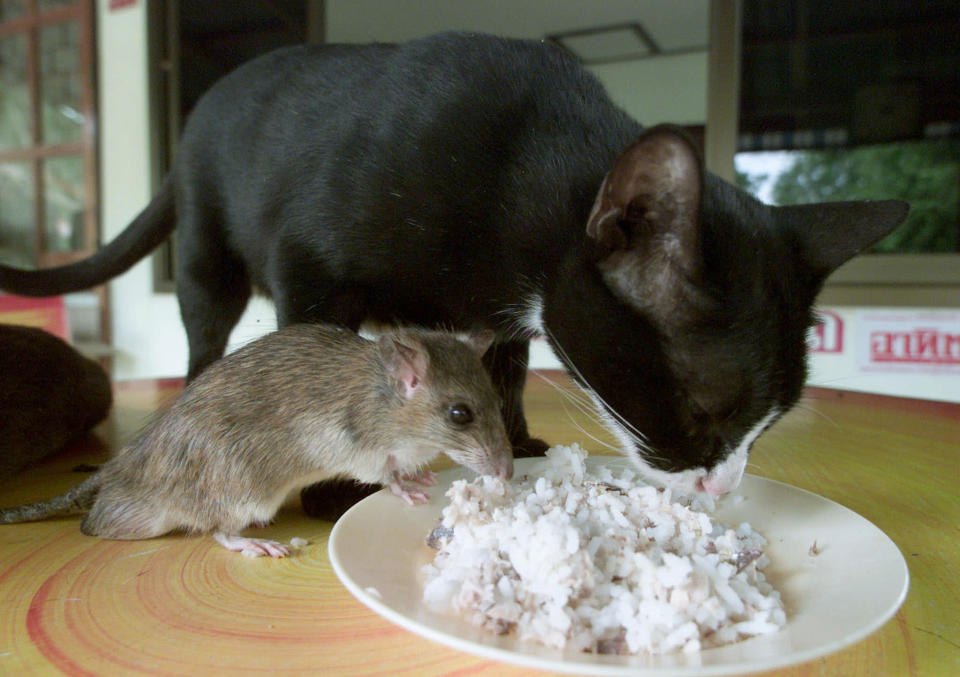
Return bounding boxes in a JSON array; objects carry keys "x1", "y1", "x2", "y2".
[
  {"x1": 526, "y1": 367, "x2": 595, "y2": 413},
  {"x1": 794, "y1": 396, "x2": 841, "y2": 429},
  {"x1": 540, "y1": 327, "x2": 659, "y2": 459},
  {"x1": 510, "y1": 354, "x2": 599, "y2": 423},
  {"x1": 564, "y1": 410, "x2": 623, "y2": 454},
  {"x1": 526, "y1": 370, "x2": 621, "y2": 453}
]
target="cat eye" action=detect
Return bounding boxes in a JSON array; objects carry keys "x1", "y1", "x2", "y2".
[{"x1": 447, "y1": 403, "x2": 474, "y2": 426}]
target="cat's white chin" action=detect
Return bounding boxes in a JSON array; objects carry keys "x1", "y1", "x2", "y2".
[
  {"x1": 617, "y1": 408, "x2": 780, "y2": 498},
  {"x1": 629, "y1": 458, "x2": 744, "y2": 498}
]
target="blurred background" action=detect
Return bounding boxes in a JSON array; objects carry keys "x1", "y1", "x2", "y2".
[{"x1": 1, "y1": 0, "x2": 957, "y2": 402}]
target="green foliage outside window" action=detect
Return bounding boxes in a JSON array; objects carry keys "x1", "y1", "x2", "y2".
[{"x1": 736, "y1": 139, "x2": 960, "y2": 253}]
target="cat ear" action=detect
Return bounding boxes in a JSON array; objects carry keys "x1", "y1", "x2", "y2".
[
  {"x1": 778, "y1": 200, "x2": 910, "y2": 280},
  {"x1": 586, "y1": 125, "x2": 703, "y2": 278},
  {"x1": 378, "y1": 335, "x2": 428, "y2": 399}
]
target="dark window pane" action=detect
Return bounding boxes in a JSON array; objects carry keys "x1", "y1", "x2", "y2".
[
  {"x1": 0, "y1": 33, "x2": 30, "y2": 150},
  {"x1": 0, "y1": 161, "x2": 36, "y2": 267},
  {"x1": 0, "y1": 0, "x2": 26, "y2": 22},
  {"x1": 43, "y1": 154, "x2": 85, "y2": 252},
  {"x1": 40, "y1": 21, "x2": 84, "y2": 145}
]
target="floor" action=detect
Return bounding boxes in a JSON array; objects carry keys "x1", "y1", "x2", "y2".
[{"x1": 0, "y1": 374, "x2": 957, "y2": 675}]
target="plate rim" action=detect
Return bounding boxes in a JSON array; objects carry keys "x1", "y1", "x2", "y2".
[{"x1": 328, "y1": 461, "x2": 909, "y2": 676}]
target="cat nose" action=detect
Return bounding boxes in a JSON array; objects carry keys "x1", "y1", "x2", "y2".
[{"x1": 696, "y1": 475, "x2": 731, "y2": 496}]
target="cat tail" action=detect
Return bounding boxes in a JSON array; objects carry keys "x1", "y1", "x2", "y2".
[
  {"x1": 0, "y1": 474, "x2": 100, "y2": 523},
  {"x1": 0, "y1": 174, "x2": 175, "y2": 296}
]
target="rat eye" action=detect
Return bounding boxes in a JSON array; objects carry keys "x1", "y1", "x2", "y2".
[{"x1": 447, "y1": 403, "x2": 474, "y2": 426}]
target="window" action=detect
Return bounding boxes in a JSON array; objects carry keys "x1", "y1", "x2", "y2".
[
  {"x1": 736, "y1": 137, "x2": 960, "y2": 254},
  {"x1": 738, "y1": 1, "x2": 960, "y2": 307},
  {"x1": 0, "y1": 0, "x2": 96, "y2": 270}
]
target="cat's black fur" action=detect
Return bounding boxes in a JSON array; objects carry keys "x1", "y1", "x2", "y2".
[
  {"x1": 0, "y1": 32, "x2": 908, "y2": 500},
  {"x1": 0, "y1": 324, "x2": 112, "y2": 483}
]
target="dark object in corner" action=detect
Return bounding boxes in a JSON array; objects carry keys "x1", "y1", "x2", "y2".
[
  {"x1": 0, "y1": 324, "x2": 112, "y2": 482},
  {"x1": 300, "y1": 479, "x2": 381, "y2": 522}
]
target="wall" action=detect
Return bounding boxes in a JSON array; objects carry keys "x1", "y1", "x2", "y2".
[
  {"x1": 325, "y1": 2, "x2": 709, "y2": 127},
  {"x1": 98, "y1": 0, "x2": 171, "y2": 378},
  {"x1": 591, "y1": 53, "x2": 707, "y2": 126},
  {"x1": 97, "y1": 0, "x2": 275, "y2": 380}
]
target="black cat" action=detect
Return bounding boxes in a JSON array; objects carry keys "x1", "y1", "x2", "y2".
[{"x1": 0, "y1": 32, "x2": 907, "y2": 503}]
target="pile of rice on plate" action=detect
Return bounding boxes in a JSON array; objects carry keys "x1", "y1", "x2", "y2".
[{"x1": 422, "y1": 444, "x2": 786, "y2": 655}]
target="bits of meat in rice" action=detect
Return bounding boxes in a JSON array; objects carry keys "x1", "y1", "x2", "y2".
[{"x1": 421, "y1": 444, "x2": 785, "y2": 654}]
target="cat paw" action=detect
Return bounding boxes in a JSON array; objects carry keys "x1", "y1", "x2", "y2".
[
  {"x1": 512, "y1": 436, "x2": 550, "y2": 458},
  {"x1": 213, "y1": 532, "x2": 291, "y2": 558}
]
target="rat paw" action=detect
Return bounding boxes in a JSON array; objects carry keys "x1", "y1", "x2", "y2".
[
  {"x1": 213, "y1": 532, "x2": 291, "y2": 558},
  {"x1": 402, "y1": 470, "x2": 436, "y2": 487},
  {"x1": 388, "y1": 480, "x2": 430, "y2": 506}
]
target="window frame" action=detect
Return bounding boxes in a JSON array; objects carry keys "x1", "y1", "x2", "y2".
[{"x1": 0, "y1": 0, "x2": 97, "y2": 270}]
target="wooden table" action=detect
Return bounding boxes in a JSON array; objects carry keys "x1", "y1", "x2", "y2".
[{"x1": 1, "y1": 375, "x2": 957, "y2": 676}]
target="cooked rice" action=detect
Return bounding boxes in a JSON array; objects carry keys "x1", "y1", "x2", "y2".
[{"x1": 422, "y1": 444, "x2": 785, "y2": 654}]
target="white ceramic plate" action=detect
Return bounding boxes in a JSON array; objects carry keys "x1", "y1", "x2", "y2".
[{"x1": 328, "y1": 457, "x2": 909, "y2": 675}]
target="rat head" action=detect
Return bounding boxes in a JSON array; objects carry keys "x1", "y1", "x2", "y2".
[
  {"x1": 377, "y1": 328, "x2": 513, "y2": 480},
  {"x1": 544, "y1": 125, "x2": 909, "y2": 497}
]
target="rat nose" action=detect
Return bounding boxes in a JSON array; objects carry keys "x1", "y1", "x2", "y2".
[{"x1": 497, "y1": 455, "x2": 514, "y2": 480}]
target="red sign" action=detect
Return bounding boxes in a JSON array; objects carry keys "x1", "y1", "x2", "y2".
[
  {"x1": 809, "y1": 310, "x2": 844, "y2": 353},
  {"x1": 0, "y1": 294, "x2": 70, "y2": 340},
  {"x1": 870, "y1": 329, "x2": 960, "y2": 365},
  {"x1": 109, "y1": 0, "x2": 137, "y2": 10},
  {"x1": 857, "y1": 311, "x2": 960, "y2": 373}
]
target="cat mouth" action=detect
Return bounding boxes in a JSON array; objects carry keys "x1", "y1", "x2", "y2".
[
  {"x1": 560, "y1": 354, "x2": 779, "y2": 497},
  {"x1": 620, "y1": 453, "x2": 744, "y2": 497},
  {"x1": 631, "y1": 462, "x2": 730, "y2": 497},
  {"x1": 618, "y1": 409, "x2": 781, "y2": 497}
]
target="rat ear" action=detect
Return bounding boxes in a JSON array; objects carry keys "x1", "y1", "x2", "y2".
[
  {"x1": 586, "y1": 125, "x2": 703, "y2": 279},
  {"x1": 462, "y1": 329, "x2": 495, "y2": 357},
  {"x1": 378, "y1": 335, "x2": 428, "y2": 399},
  {"x1": 778, "y1": 199, "x2": 910, "y2": 282}
]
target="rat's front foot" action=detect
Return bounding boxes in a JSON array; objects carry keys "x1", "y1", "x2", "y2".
[
  {"x1": 213, "y1": 532, "x2": 291, "y2": 558},
  {"x1": 385, "y1": 455, "x2": 432, "y2": 505},
  {"x1": 402, "y1": 470, "x2": 436, "y2": 487},
  {"x1": 389, "y1": 473, "x2": 430, "y2": 505}
]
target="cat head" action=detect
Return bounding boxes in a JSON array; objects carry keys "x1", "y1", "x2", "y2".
[{"x1": 543, "y1": 125, "x2": 909, "y2": 496}]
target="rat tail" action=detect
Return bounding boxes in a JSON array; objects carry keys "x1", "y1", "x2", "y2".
[{"x1": 0, "y1": 474, "x2": 101, "y2": 524}]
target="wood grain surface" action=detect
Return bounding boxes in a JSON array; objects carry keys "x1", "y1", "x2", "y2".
[{"x1": 1, "y1": 374, "x2": 957, "y2": 676}]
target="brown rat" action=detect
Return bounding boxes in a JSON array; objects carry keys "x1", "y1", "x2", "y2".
[{"x1": 0, "y1": 324, "x2": 513, "y2": 556}]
